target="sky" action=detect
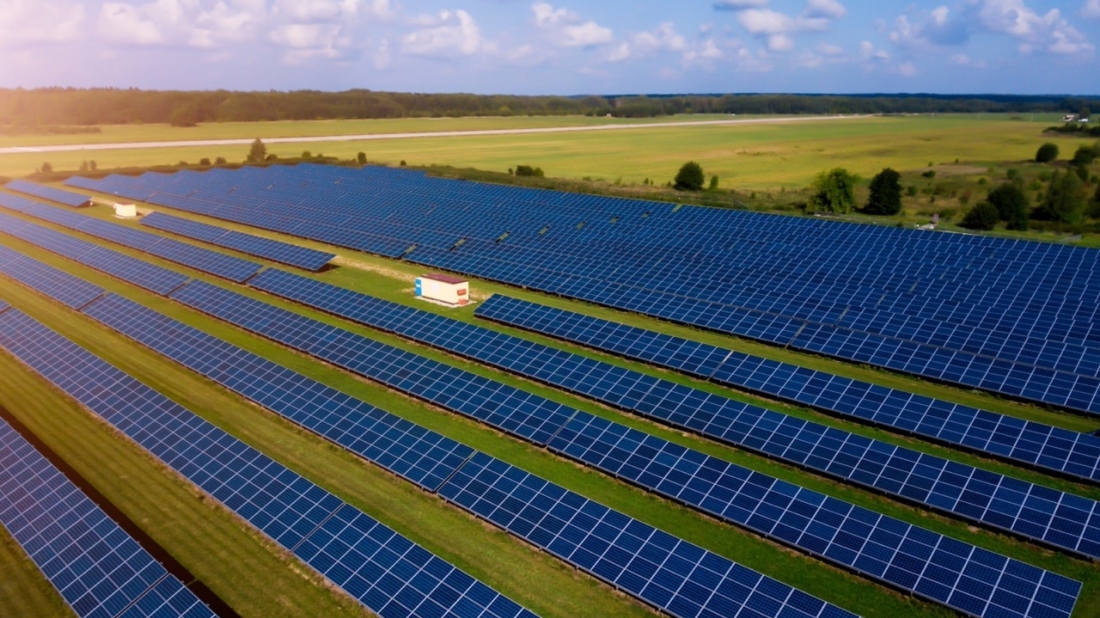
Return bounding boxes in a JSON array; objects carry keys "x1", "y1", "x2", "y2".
[{"x1": 1, "y1": 0, "x2": 1098, "y2": 95}]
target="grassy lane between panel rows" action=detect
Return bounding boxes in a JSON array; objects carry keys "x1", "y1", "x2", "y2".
[{"x1": 0, "y1": 524, "x2": 72, "y2": 618}]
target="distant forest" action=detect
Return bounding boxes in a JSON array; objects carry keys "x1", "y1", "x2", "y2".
[{"x1": 2, "y1": 89, "x2": 1098, "y2": 126}]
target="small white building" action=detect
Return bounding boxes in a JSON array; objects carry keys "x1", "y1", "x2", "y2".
[
  {"x1": 113, "y1": 203, "x2": 137, "y2": 218},
  {"x1": 415, "y1": 274, "x2": 469, "y2": 306}
]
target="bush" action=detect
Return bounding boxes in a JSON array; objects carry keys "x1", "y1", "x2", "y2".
[
  {"x1": 986, "y1": 183, "x2": 1029, "y2": 230},
  {"x1": 1035, "y1": 142, "x2": 1059, "y2": 163},
  {"x1": 301, "y1": 150, "x2": 311, "y2": 159},
  {"x1": 1075, "y1": 165, "x2": 1089, "y2": 182},
  {"x1": 89, "y1": 160, "x2": 97, "y2": 171},
  {"x1": 674, "y1": 161, "x2": 705, "y2": 191},
  {"x1": 40, "y1": 162, "x2": 52, "y2": 173},
  {"x1": 809, "y1": 168, "x2": 859, "y2": 214},
  {"x1": 708, "y1": 175, "x2": 719, "y2": 191},
  {"x1": 357, "y1": 152, "x2": 367, "y2": 164},
  {"x1": 1034, "y1": 171, "x2": 1086, "y2": 223},
  {"x1": 1072, "y1": 141, "x2": 1099, "y2": 166},
  {"x1": 515, "y1": 165, "x2": 545, "y2": 177},
  {"x1": 906, "y1": 185, "x2": 918, "y2": 196},
  {"x1": 400, "y1": 160, "x2": 407, "y2": 166},
  {"x1": 247, "y1": 138, "x2": 266, "y2": 163},
  {"x1": 169, "y1": 105, "x2": 199, "y2": 128},
  {"x1": 864, "y1": 168, "x2": 903, "y2": 215},
  {"x1": 199, "y1": 158, "x2": 211, "y2": 166},
  {"x1": 960, "y1": 201, "x2": 1000, "y2": 230},
  {"x1": 215, "y1": 157, "x2": 227, "y2": 165},
  {"x1": 921, "y1": 170, "x2": 936, "y2": 178}
]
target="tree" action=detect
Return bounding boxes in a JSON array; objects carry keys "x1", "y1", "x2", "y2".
[
  {"x1": 357, "y1": 152, "x2": 367, "y2": 164},
  {"x1": 199, "y1": 158, "x2": 211, "y2": 166},
  {"x1": 79, "y1": 161, "x2": 89, "y2": 172},
  {"x1": 1071, "y1": 141, "x2": 1099, "y2": 166},
  {"x1": 1034, "y1": 171, "x2": 1086, "y2": 224},
  {"x1": 864, "y1": 168, "x2": 903, "y2": 215},
  {"x1": 809, "y1": 168, "x2": 859, "y2": 214},
  {"x1": 674, "y1": 161, "x2": 705, "y2": 191},
  {"x1": 1035, "y1": 142, "x2": 1059, "y2": 163},
  {"x1": 708, "y1": 175, "x2": 719, "y2": 191},
  {"x1": 215, "y1": 157, "x2": 227, "y2": 165},
  {"x1": 247, "y1": 138, "x2": 266, "y2": 162},
  {"x1": 89, "y1": 160, "x2": 97, "y2": 171},
  {"x1": 515, "y1": 165, "x2": 544, "y2": 177},
  {"x1": 40, "y1": 162, "x2": 52, "y2": 173},
  {"x1": 169, "y1": 105, "x2": 199, "y2": 127},
  {"x1": 960, "y1": 201, "x2": 1000, "y2": 230},
  {"x1": 301, "y1": 150, "x2": 311, "y2": 159},
  {"x1": 986, "y1": 183, "x2": 1029, "y2": 230}
]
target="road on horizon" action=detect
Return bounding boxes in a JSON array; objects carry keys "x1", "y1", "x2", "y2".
[{"x1": 0, "y1": 115, "x2": 868, "y2": 155}]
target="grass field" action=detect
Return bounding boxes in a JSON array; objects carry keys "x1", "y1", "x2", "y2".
[
  {"x1": 0, "y1": 114, "x2": 1087, "y2": 192},
  {"x1": 2, "y1": 190, "x2": 1100, "y2": 617}
]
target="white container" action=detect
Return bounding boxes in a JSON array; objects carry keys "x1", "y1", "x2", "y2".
[
  {"x1": 415, "y1": 274, "x2": 469, "y2": 306},
  {"x1": 113, "y1": 203, "x2": 137, "y2": 218}
]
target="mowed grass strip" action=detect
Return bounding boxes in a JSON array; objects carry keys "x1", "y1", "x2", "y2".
[
  {"x1": 3, "y1": 226, "x2": 1099, "y2": 617},
  {"x1": 0, "y1": 525, "x2": 73, "y2": 618}
]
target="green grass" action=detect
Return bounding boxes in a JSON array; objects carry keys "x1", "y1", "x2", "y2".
[
  {"x1": 3, "y1": 200, "x2": 1100, "y2": 617},
  {"x1": 0, "y1": 526, "x2": 72, "y2": 618}
]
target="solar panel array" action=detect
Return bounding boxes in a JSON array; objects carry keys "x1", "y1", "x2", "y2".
[
  {"x1": 475, "y1": 295, "x2": 1100, "y2": 485},
  {"x1": 6, "y1": 179, "x2": 91, "y2": 207},
  {"x1": 0, "y1": 196, "x2": 262, "y2": 282},
  {"x1": 0, "y1": 244, "x2": 105, "y2": 309},
  {"x1": 66, "y1": 165, "x2": 1100, "y2": 415},
  {"x1": 0, "y1": 307, "x2": 537, "y2": 618},
  {"x1": 141, "y1": 212, "x2": 335, "y2": 272},
  {"x1": 151, "y1": 277, "x2": 1084, "y2": 618},
  {"x1": 243, "y1": 268, "x2": 1100, "y2": 560},
  {"x1": 78, "y1": 292, "x2": 855, "y2": 618},
  {"x1": 0, "y1": 415, "x2": 214, "y2": 618},
  {"x1": 0, "y1": 211, "x2": 190, "y2": 295}
]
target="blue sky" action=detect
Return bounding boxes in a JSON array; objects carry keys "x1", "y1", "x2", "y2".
[{"x1": 1, "y1": 0, "x2": 1098, "y2": 94}]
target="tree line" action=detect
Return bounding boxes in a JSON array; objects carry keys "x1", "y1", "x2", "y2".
[{"x1": 2, "y1": 88, "x2": 1099, "y2": 127}]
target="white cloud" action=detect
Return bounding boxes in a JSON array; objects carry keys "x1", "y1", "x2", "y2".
[
  {"x1": 268, "y1": 22, "x2": 353, "y2": 63},
  {"x1": 950, "y1": 53, "x2": 987, "y2": 67},
  {"x1": 190, "y1": 0, "x2": 267, "y2": 48},
  {"x1": 0, "y1": 0, "x2": 85, "y2": 46},
  {"x1": 1084, "y1": 0, "x2": 1100, "y2": 18},
  {"x1": 803, "y1": 0, "x2": 846, "y2": 19},
  {"x1": 859, "y1": 40, "x2": 889, "y2": 61},
  {"x1": 898, "y1": 61, "x2": 916, "y2": 76},
  {"x1": 375, "y1": 38, "x2": 391, "y2": 69},
  {"x1": 816, "y1": 42, "x2": 843, "y2": 55},
  {"x1": 608, "y1": 22, "x2": 687, "y2": 61},
  {"x1": 98, "y1": 0, "x2": 177, "y2": 45},
  {"x1": 735, "y1": 8, "x2": 832, "y2": 51},
  {"x1": 713, "y1": 0, "x2": 769, "y2": 9},
  {"x1": 973, "y1": 0, "x2": 1094, "y2": 55},
  {"x1": 532, "y1": 3, "x2": 614, "y2": 47},
  {"x1": 402, "y1": 10, "x2": 493, "y2": 57}
]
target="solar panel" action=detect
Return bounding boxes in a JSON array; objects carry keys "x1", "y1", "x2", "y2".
[
  {"x1": 6, "y1": 179, "x2": 91, "y2": 207},
  {"x1": 0, "y1": 416, "x2": 215, "y2": 618},
  {"x1": 0, "y1": 196, "x2": 262, "y2": 282},
  {"x1": 0, "y1": 307, "x2": 537, "y2": 618},
  {"x1": 153, "y1": 279, "x2": 1083, "y2": 617},
  {"x1": 0, "y1": 244, "x2": 104, "y2": 309},
  {"x1": 68, "y1": 292, "x2": 855, "y2": 618},
  {"x1": 142, "y1": 212, "x2": 335, "y2": 272},
  {"x1": 0, "y1": 212, "x2": 189, "y2": 296},
  {"x1": 440, "y1": 452, "x2": 857, "y2": 618},
  {"x1": 475, "y1": 294, "x2": 1100, "y2": 486},
  {"x1": 243, "y1": 270, "x2": 1100, "y2": 560}
]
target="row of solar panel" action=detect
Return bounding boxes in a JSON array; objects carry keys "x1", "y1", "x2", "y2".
[
  {"x1": 0, "y1": 194, "x2": 262, "y2": 282},
  {"x1": 7, "y1": 179, "x2": 92, "y2": 207},
  {"x1": 156, "y1": 277, "x2": 1082, "y2": 618},
  {"x1": 0, "y1": 245, "x2": 859, "y2": 618},
  {"x1": 0, "y1": 416, "x2": 214, "y2": 618},
  {"x1": 474, "y1": 294, "x2": 1100, "y2": 485},
  {"x1": 0, "y1": 224, "x2": 1090, "y2": 618},
  {"x1": 140, "y1": 212, "x2": 335, "y2": 272},
  {"x1": 0, "y1": 307, "x2": 538, "y2": 618},
  {"x1": 81, "y1": 291, "x2": 855, "y2": 618},
  {"x1": 240, "y1": 268, "x2": 1100, "y2": 561}
]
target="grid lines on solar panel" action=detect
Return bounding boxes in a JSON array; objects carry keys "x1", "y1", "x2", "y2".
[
  {"x1": 52, "y1": 289, "x2": 856, "y2": 618},
  {"x1": 6, "y1": 179, "x2": 91, "y2": 207},
  {"x1": 0, "y1": 197, "x2": 262, "y2": 283},
  {"x1": 0, "y1": 307, "x2": 537, "y2": 618},
  {"x1": 438, "y1": 452, "x2": 856, "y2": 618},
  {"x1": 475, "y1": 294, "x2": 1100, "y2": 486},
  {"x1": 147, "y1": 279, "x2": 1088, "y2": 617},
  {"x1": 0, "y1": 244, "x2": 105, "y2": 309},
  {"x1": 0, "y1": 416, "x2": 215, "y2": 618},
  {"x1": 141, "y1": 212, "x2": 335, "y2": 272},
  {"x1": 242, "y1": 270, "x2": 1100, "y2": 560},
  {"x1": 65, "y1": 165, "x2": 1100, "y2": 415},
  {"x1": 0, "y1": 211, "x2": 189, "y2": 295}
]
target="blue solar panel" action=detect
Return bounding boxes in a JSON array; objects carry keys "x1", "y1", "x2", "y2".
[
  {"x1": 0, "y1": 211, "x2": 189, "y2": 295},
  {"x1": 0, "y1": 307, "x2": 536, "y2": 618},
  {"x1": 0, "y1": 416, "x2": 214, "y2": 618},
  {"x1": 6, "y1": 179, "x2": 91, "y2": 207},
  {"x1": 142, "y1": 212, "x2": 335, "y2": 271},
  {"x1": 475, "y1": 294, "x2": 1100, "y2": 486},
  {"x1": 0, "y1": 196, "x2": 262, "y2": 282},
  {"x1": 0, "y1": 244, "x2": 104, "y2": 309},
  {"x1": 440, "y1": 452, "x2": 856, "y2": 618},
  {"x1": 66, "y1": 165, "x2": 1100, "y2": 415},
  {"x1": 243, "y1": 270, "x2": 1100, "y2": 560}
]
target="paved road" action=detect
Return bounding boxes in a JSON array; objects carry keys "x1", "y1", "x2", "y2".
[{"x1": 0, "y1": 115, "x2": 866, "y2": 155}]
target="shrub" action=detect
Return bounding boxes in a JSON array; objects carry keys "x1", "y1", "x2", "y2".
[
  {"x1": 515, "y1": 165, "x2": 545, "y2": 177},
  {"x1": 40, "y1": 162, "x2": 53, "y2": 173},
  {"x1": 906, "y1": 185, "x2": 918, "y2": 196},
  {"x1": 809, "y1": 168, "x2": 859, "y2": 214},
  {"x1": 265, "y1": 154, "x2": 278, "y2": 161},
  {"x1": 301, "y1": 150, "x2": 311, "y2": 159},
  {"x1": 215, "y1": 157, "x2": 227, "y2": 165},
  {"x1": 986, "y1": 183, "x2": 1029, "y2": 230},
  {"x1": 921, "y1": 170, "x2": 936, "y2": 178},
  {"x1": 357, "y1": 152, "x2": 367, "y2": 164},
  {"x1": 674, "y1": 161, "x2": 705, "y2": 191},
  {"x1": 1035, "y1": 142, "x2": 1059, "y2": 163},
  {"x1": 400, "y1": 160, "x2": 407, "y2": 166},
  {"x1": 199, "y1": 158, "x2": 211, "y2": 166},
  {"x1": 1075, "y1": 165, "x2": 1089, "y2": 182},
  {"x1": 1034, "y1": 171, "x2": 1086, "y2": 224},
  {"x1": 89, "y1": 160, "x2": 97, "y2": 171},
  {"x1": 247, "y1": 138, "x2": 266, "y2": 163},
  {"x1": 960, "y1": 201, "x2": 1000, "y2": 230},
  {"x1": 864, "y1": 168, "x2": 903, "y2": 215},
  {"x1": 169, "y1": 105, "x2": 199, "y2": 128},
  {"x1": 1072, "y1": 141, "x2": 1099, "y2": 166},
  {"x1": 708, "y1": 175, "x2": 719, "y2": 191}
]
